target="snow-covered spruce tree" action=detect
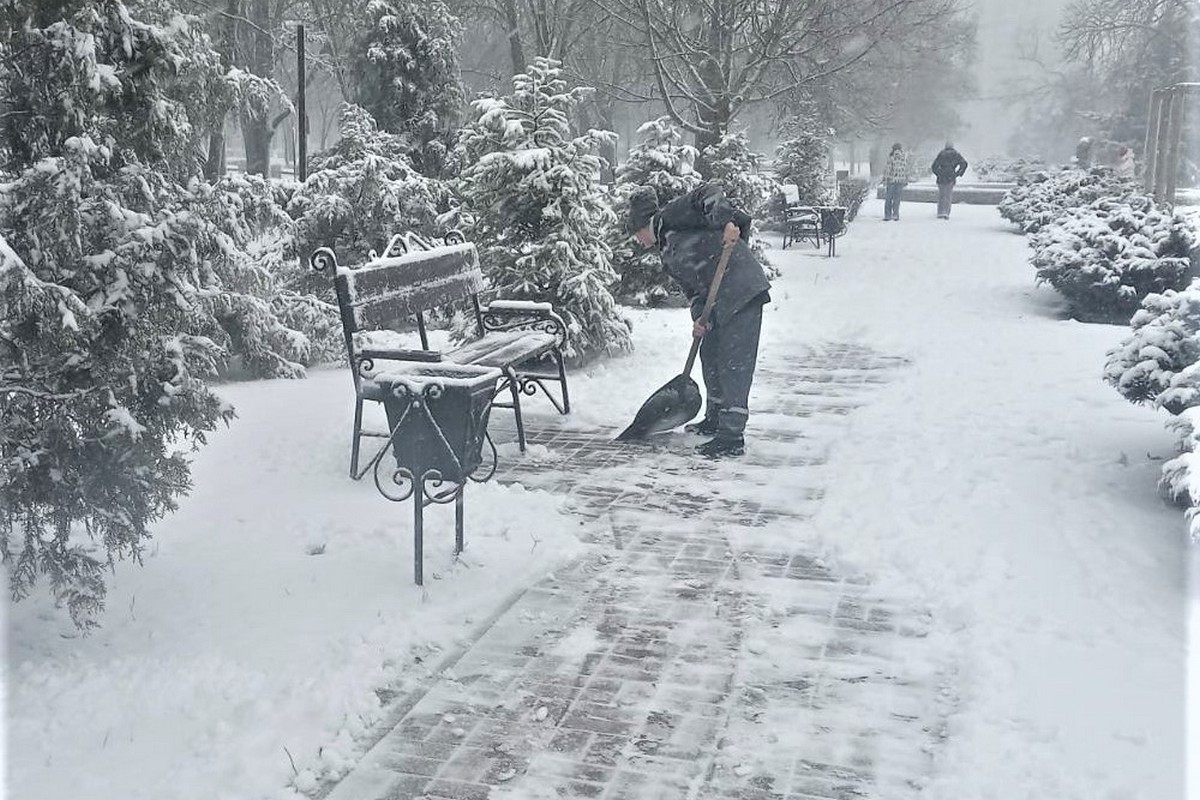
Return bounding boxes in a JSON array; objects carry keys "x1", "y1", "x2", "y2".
[
  {"x1": 289, "y1": 104, "x2": 449, "y2": 266},
  {"x1": 0, "y1": 1, "x2": 325, "y2": 627},
  {"x1": 349, "y1": 0, "x2": 465, "y2": 177},
  {"x1": 701, "y1": 132, "x2": 779, "y2": 221},
  {"x1": 1104, "y1": 279, "x2": 1200, "y2": 415},
  {"x1": 456, "y1": 58, "x2": 632, "y2": 360},
  {"x1": 1029, "y1": 195, "x2": 1197, "y2": 323},
  {"x1": 700, "y1": 132, "x2": 780, "y2": 271},
  {"x1": 610, "y1": 118, "x2": 702, "y2": 305},
  {"x1": 998, "y1": 167, "x2": 1134, "y2": 234},
  {"x1": 774, "y1": 117, "x2": 833, "y2": 206}
]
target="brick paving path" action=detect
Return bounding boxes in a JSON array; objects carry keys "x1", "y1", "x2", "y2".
[{"x1": 322, "y1": 343, "x2": 954, "y2": 800}]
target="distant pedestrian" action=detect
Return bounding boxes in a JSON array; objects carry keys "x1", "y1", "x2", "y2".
[
  {"x1": 1074, "y1": 137, "x2": 1093, "y2": 169},
  {"x1": 628, "y1": 183, "x2": 771, "y2": 459},
  {"x1": 882, "y1": 142, "x2": 909, "y2": 221},
  {"x1": 931, "y1": 142, "x2": 968, "y2": 220},
  {"x1": 1114, "y1": 145, "x2": 1135, "y2": 179}
]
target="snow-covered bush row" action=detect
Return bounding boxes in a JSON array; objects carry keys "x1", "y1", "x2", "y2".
[
  {"x1": 974, "y1": 156, "x2": 1049, "y2": 183},
  {"x1": 609, "y1": 118, "x2": 702, "y2": 305},
  {"x1": 456, "y1": 58, "x2": 632, "y2": 360},
  {"x1": 1029, "y1": 195, "x2": 1197, "y2": 323},
  {"x1": 998, "y1": 167, "x2": 1133, "y2": 234},
  {"x1": 1160, "y1": 408, "x2": 1200, "y2": 540},
  {"x1": 1104, "y1": 280, "x2": 1200, "y2": 414}
]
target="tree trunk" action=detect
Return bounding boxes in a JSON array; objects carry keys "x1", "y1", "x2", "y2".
[
  {"x1": 203, "y1": 0, "x2": 240, "y2": 181},
  {"x1": 502, "y1": 0, "x2": 526, "y2": 75},
  {"x1": 241, "y1": 0, "x2": 274, "y2": 177}
]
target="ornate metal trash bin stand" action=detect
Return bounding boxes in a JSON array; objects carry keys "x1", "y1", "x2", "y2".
[
  {"x1": 817, "y1": 206, "x2": 848, "y2": 257},
  {"x1": 364, "y1": 362, "x2": 502, "y2": 585}
]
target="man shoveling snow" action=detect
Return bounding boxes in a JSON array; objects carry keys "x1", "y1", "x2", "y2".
[{"x1": 627, "y1": 183, "x2": 771, "y2": 458}]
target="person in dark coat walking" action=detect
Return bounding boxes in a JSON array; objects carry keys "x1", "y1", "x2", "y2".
[
  {"x1": 931, "y1": 142, "x2": 968, "y2": 219},
  {"x1": 628, "y1": 183, "x2": 771, "y2": 458}
]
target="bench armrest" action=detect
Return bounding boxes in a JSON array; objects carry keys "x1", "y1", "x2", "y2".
[
  {"x1": 479, "y1": 301, "x2": 568, "y2": 349},
  {"x1": 354, "y1": 348, "x2": 442, "y2": 377},
  {"x1": 358, "y1": 348, "x2": 442, "y2": 363}
]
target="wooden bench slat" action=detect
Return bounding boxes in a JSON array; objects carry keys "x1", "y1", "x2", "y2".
[
  {"x1": 447, "y1": 331, "x2": 558, "y2": 368},
  {"x1": 338, "y1": 245, "x2": 484, "y2": 326}
]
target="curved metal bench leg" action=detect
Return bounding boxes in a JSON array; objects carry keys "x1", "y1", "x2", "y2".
[
  {"x1": 555, "y1": 349, "x2": 570, "y2": 414},
  {"x1": 350, "y1": 395, "x2": 365, "y2": 479},
  {"x1": 506, "y1": 367, "x2": 527, "y2": 452}
]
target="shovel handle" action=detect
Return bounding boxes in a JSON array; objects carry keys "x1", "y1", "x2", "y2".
[{"x1": 683, "y1": 238, "x2": 737, "y2": 376}]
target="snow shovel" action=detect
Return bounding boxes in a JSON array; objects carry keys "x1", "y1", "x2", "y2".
[{"x1": 615, "y1": 239, "x2": 736, "y2": 441}]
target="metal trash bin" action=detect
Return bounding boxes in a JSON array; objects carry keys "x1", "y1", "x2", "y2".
[{"x1": 368, "y1": 362, "x2": 502, "y2": 584}]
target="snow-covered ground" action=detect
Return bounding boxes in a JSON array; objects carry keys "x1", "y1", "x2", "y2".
[{"x1": 6, "y1": 200, "x2": 1194, "y2": 800}]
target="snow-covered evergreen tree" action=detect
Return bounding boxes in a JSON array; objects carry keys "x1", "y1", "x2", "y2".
[
  {"x1": 610, "y1": 118, "x2": 702, "y2": 305},
  {"x1": 456, "y1": 58, "x2": 631, "y2": 360},
  {"x1": 289, "y1": 104, "x2": 450, "y2": 265},
  {"x1": 998, "y1": 167, "x2": 1134, "y2": 234},
  {"x1": 0, "y1": 1, "x2": 329, "y2": 628},
  {"x1": 1029, "y1": 195, "x2": 1197, "y2": 322},
  {"x1": 1105, "y1": 279, "x2": 1200, "y2": 415},
  {"x1": 701, "y1": 132, "x2": 778, "y2": 220},
  {"x1": 349, "y1": 0, "x2": 465, "y2": 176},
  {"x1": 774, "y1": 116, "x2": 833, "y2": 205}
]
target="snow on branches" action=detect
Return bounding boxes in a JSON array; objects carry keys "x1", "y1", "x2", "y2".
[
  {"x1": 998, "y1": 167, "x2": 1134, "y2": 234},
  {"x1": 1029, "y1": 195, "x2": 1197, "y2": 323},
  {"x1": 610, "y1": 118, "x2": 702, "y2": 306},
  {"x1": 456, "y1": 58, "x2": 631, "y2": 360}
]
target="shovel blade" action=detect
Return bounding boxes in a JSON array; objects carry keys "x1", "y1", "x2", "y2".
[{"x1": 615, "y1": 373, "x2": 703, "y2": 441}]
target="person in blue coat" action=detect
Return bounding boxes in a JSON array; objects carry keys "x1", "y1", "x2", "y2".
[{"x1": 628, "y1": 183, "x2": 771, "y2": 458}]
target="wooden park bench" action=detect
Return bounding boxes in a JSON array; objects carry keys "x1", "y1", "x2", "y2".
[{"x1": 311, "y1": 232, "x2": 570, "y2": 479}]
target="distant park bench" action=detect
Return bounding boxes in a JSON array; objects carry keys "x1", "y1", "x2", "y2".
[
  {"x1": 779, "y1": 184, "x2": 848, "y2": 256},
  {"x1": 311, "y1": 233, "x2": 570, "y2": 479}
]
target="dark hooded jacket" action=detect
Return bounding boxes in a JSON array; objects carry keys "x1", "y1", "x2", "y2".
[
  {"x1": 931, "y1": 147, "x2": 968, "y2": 185},
  {"x1": 652, "y1": 184, "x2": 771, "y2": 325}
]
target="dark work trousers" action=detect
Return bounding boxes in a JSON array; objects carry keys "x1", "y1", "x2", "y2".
[{"x1": 697, "y1": 297, "x2": 765, "y2": 438}]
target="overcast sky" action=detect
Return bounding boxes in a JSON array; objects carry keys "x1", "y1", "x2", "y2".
[{"x1": 960, "y1": 0, "x2": 1073, "y2": 156}]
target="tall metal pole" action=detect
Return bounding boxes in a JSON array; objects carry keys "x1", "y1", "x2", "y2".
[
  {"x1": 296, "y1": 23, "x2": 307, "y2": 182},
  {"x1": 1163, "y1": 91, "x2": 1187, "y2": 206}
]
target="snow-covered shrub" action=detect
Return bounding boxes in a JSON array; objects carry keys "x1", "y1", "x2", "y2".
[
  {"x1": 0, "y1": 2, "x2": 336, "y2": 628},
  {"x1": 1160, "y1": 408, "x2": 1200, "y2": 539},
  {"x1": 998, "y1": 167, "x2": 1133, "y2": 234},
  {"x1": 289, "y1": 104, "x2": 449, "y2": 266},
  {"x1": 837, "y1": 177, "x2": 871, "y2": 222},
  {"x1": 1030, "y1": 195, "x2": 1198, "y2": 323},
  {"x1": 975, "y1": 156, "x2": 1049, "y2": 183},
  {"x1": 349, "y1": 0, "x2": 465, "y2": 176},
  {"x1": 774, "y1": 118, "x2": 832, "y2": 206},
  {"x1": 457, "y1": 58, "x2": 632, "y2": 360},
  {"x1": 1104, "y1": 280, "x2": 1200, "y2": 414},
  {"x1": 701, "y1": 132, "x2": 779, "y2": 220},
  {"x1": 609, "y1": 118, "x2": 702, "y2": 305}
]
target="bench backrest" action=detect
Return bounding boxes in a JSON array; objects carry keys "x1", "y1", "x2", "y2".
[
  {"x1": 313, "y1": 234, "x2": 486, "y2": 357},
  {"x1": 780, "y1": 184, "x2": 801, "y2": 206}
]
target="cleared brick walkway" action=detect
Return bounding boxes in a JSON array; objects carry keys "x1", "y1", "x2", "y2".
[{"x1": 321, "y1": 343, "x2": 952, "y2": 800}]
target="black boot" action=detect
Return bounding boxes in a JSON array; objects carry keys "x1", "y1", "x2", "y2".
[
  {"x1": 684, "y1": 417, "x2": 720, "y2": 435},
  {"x1": 697, "y1": 434, "x2": 744, "y2": 459}
]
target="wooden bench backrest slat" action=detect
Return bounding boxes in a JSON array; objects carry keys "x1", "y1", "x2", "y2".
[{"x1": 336, "y1": 244, "x2": 484, "y2": 333}]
